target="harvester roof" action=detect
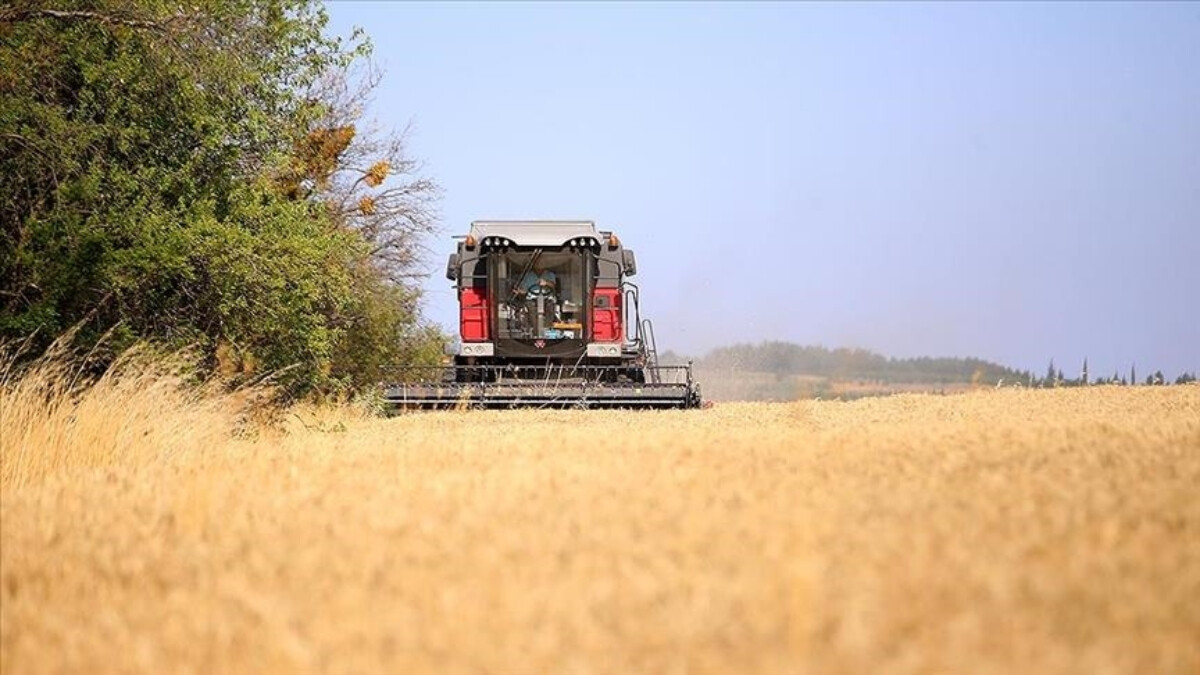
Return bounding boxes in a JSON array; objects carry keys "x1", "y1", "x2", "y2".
[{"x1": 468, "y1": 220, "x2": 599, "y2": 247}]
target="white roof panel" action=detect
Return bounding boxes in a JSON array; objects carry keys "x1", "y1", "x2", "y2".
[{"x1": 468, "y1": 220, "x2": 598, "y2": 247}]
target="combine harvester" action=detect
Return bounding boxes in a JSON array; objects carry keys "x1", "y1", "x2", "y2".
[{"x1": 384, "y1": 220, "x2": 702, "y2": 410}]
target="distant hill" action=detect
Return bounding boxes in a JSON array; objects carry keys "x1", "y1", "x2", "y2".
[{"x1": 659, "y1": 341, "x2": 1032, "y2": 401}]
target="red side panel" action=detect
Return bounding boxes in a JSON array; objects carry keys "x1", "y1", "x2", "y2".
[
  {"x1": 591, "y1": 288, "x2": 622, "y2": 342},
  {"x1": 460, "y1": 287, "x2": 490, "y2": 341}
]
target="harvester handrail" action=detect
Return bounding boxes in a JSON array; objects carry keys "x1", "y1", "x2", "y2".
[
  {"x1": 641, "y1": 318, "x2": 661, "y2": 384},
  {"x1": 622, "y1": 282, "x2": 641, "y2": 345}
]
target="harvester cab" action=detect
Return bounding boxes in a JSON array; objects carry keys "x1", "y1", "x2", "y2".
[{"x1": 384, "y1": 221, "x2": 701, "y2": 409}]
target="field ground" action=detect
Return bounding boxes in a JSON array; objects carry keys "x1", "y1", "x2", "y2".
[{"x1": 2, "y1": 383, "x2": 1199, "y2": 674}]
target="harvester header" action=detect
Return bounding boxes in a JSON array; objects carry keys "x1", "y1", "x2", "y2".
[{"x1": 383, "y1": 220, "x2": 701, "y2": 409}]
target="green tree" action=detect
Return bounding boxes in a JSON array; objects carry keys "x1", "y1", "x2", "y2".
[{"x1": 1, "y1": 0, "x2": 443, "y2": 393}]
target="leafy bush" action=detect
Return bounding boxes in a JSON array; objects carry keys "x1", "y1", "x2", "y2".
[{"x1": 1, "y1": 1, "x2": 444, "y2": 395}]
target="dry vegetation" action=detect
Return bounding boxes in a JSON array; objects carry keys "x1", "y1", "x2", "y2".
[{"x1": 2, "y1": 356, "x2": 1198, "y2": 674}]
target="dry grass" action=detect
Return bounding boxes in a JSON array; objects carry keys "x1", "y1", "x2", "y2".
[{"x1": 2, "y1": 358, "x2": 1198, "y2": 674}]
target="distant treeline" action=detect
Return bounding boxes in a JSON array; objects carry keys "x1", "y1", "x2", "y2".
[
  {"x1": 1037, "y1": 359, "x2": 1196, "y2": 388},
  {"x1": 661, "y1": 341, "x2": 1197, "y2": 389},
  {"x1": 662, "y1": 341, "x2": 1027, "y2": 386}
]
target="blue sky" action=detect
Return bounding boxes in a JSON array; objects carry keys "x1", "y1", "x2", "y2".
[{"x1": 325, "y1": 1, "x2": 1198, "y2": 378}]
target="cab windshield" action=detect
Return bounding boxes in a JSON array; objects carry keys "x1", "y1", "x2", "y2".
[{"x1": 493, "y1": 250, "x2": 586, "y2": 340}]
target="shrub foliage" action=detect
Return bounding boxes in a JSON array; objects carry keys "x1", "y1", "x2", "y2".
[{"x1": 1, "y1": 0, "x2": 443, "y2": 393}]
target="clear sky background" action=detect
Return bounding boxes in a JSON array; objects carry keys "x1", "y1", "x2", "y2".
[{"x1": 325, "y1": 1, "x2": 1198, "y2": 379}]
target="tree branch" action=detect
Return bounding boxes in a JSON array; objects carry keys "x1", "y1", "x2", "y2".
[{"x1": 0, "y1": 7, "x2": 192, "y2": 31}]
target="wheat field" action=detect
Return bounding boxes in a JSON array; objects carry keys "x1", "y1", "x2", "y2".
[{"x1": 2, "y1": 360, "x2": 1198, "y2": 674}]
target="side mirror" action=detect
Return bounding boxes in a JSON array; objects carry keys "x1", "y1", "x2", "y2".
[
  {"x1": 622, "y1": 250, "x2": 637, "y2": 277},
  {"x1": 445, "y1": 253, "x2": 460, "y2": 281}
]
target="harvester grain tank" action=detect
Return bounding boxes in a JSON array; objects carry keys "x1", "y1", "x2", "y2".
[{"x1": 384, "y1": 220, "x2": 702, "y2": 409}]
